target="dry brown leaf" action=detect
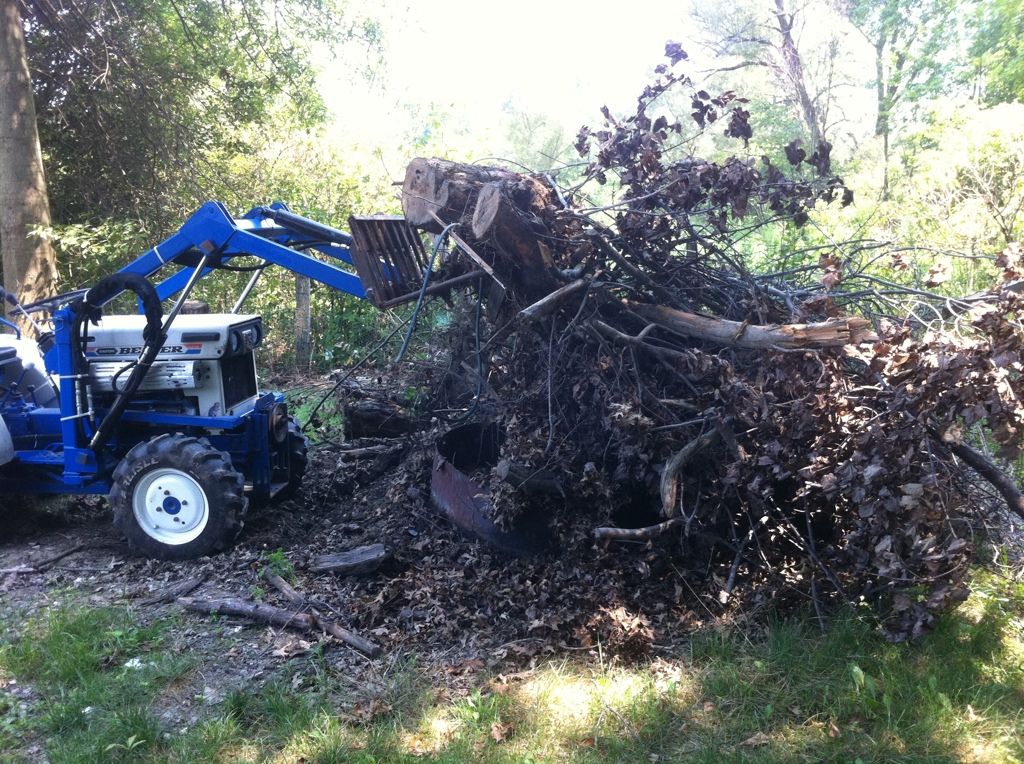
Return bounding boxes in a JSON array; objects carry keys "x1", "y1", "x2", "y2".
[
  {"x1": 490, "y1": 722, "x2": 514, "y2": 742},
  {"x1": 740, "y1": 731, "x2": 772, "y2": 747}
]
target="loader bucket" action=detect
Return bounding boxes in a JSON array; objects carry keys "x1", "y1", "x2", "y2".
[{"x1": 347, "y1": 216, "x2": 483, "y2": 308}]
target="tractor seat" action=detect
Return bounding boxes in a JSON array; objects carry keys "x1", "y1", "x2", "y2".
[{"x1": 0, "y1": 336, "x2": 60, "y2": 406}]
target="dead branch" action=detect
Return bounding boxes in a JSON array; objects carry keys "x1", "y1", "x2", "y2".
[
  {"x1": 261, "y1": 570, "x2": 305, "y2": 607},
  {"x1": 628, "y1": 302, "x2": 878, "y2": 349},
  {"x1": 951, "y1": 442, "x2": 1024, "y2": 522},
  {"x1": 335, "y1": 444, "x2": 405, "y2": 460},
  {"x1": 319, "y1": 621, "x2": 382, "y2": 658},
  {"x1": 140, "y1": 574, "x2": 206, "y2": 605},
  {"x1": 178, "y1": 596, "x2": 316, "y2": 630},
  {"x1": 518, "y1": 279, "x2": 588, "y2": 322},
  {"x1": 261, "y1": 569, "x2": 382, "y2": 657},
  {"x1": 594, "y1": 517, "x2": 683, "y2": 540},
  {"x1": 0, "y1": 544, "x2": 88, "y2": 575},
  {"x1": 661, "y1": 431, "x2": 720, "y2": 517}
]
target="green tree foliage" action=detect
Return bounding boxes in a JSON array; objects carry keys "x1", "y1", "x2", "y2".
[
  {"x1": 971, "y1": 0, "x2": 1024, "y2": 104},
  {"x1": 19, "y1": 0, "x2": 392, "y2": 368},
  {"x1": 892, "y1": 103, "x2": 1024, "y2": 250},
  {"x1": 844, "y1": 0, "x2": 965, "y2": 138},
  {"x1": 198, "y1": 136, "x2": 397, "y2": 367},
  {"x1": 21, "y1": 0, "x2": 375, "y2": 226}
]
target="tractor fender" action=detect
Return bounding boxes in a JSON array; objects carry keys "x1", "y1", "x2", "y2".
[{"x1": 0, "y1": 415, "x2": 13, "y2": 466}]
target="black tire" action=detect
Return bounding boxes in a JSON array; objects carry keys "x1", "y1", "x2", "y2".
[
  {"x1": 275, "y1": 417, "x2": 310, "y2": 501},
  {"x1": 110, "y1": 433, "x2": 248, "y2": 560}
]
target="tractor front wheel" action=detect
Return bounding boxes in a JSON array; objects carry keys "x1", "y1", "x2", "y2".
[{"x1": 110, "y1": 433, "x2": 248, "y2": 560}]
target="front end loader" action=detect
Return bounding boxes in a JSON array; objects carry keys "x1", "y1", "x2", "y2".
[{"x1": 0, "y1": 201, "x2": 472, "y2": 559}]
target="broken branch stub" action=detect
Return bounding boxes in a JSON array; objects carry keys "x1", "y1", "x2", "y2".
[{"x1": 660, "y1": 431, "x2": 719, "y2": 518}]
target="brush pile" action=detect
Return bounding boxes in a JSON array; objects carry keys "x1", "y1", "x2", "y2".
[{"x1": 388, "y1": 45, "x2": 1024, "y2": 640}]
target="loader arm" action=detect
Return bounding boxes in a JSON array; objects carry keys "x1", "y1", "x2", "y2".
[{"x1": 113, "y1": 201, "x2": 370, "y2": 304}]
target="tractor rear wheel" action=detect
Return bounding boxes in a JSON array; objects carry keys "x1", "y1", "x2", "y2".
[{"x1": 110, "y1": 433, "x2": 247, "y2": 560}]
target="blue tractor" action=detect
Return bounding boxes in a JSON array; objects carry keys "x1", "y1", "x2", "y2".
[{"x1": 0, "y1": 201, "x2": 456, "y2": 559}]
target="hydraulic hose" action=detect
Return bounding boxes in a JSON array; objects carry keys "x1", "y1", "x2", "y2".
[{"x1": 71, "y1": 273, "x2": 164, "y2": 452}]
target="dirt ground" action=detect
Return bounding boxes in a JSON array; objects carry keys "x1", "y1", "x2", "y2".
[{"x1": 0, "y1": 439, "x2": 712, "y2": 733}]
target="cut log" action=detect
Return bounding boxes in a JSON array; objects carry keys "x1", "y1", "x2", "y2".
[
  {"x1": 309, "y1": 544, "x2": 389, "y2": 575},
  {"x1": 343, "y1": 398, "x2": 416, "y2": 439},
  {"x1": 471, "y1": 181, "x2": 561, "y2": 297},
  {"x1": 402, "y1": 158, "x2": 521, "y2": 233},
  {"x1": 627, "y1": 301, "x2": 878, "y2": 349},
  {"x1": 178, "y1": 597, "x2": 315, "y2": 630},
  {"x1": 471, "y1": 180, "x2": 554, "y2": 239},
  {"x1": 594, "y1": 518, "x2": 683, "y2": 541}
]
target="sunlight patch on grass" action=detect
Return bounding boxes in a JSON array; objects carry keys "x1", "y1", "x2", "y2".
[{"x1": 396, "y1": 708, "x2": 461, "y2": 755}]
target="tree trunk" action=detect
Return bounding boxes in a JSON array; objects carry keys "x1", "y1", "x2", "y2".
[
  {"x1": 772, "y1": 0, "x2": 822, "y2": 146},
  {"x1": 295, "y1": 275, "x2": 311, "y2": 369},
  {"x1": 874, "y1": 36, "x2": 891, "y2": 200},
  {"x1": 0, "y1": 0, "x2": 56, "y2": 325}
]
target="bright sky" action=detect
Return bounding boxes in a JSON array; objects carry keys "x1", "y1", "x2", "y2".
[{"x1": 318, "y1": 0, "x2": 698, "y2": 155}]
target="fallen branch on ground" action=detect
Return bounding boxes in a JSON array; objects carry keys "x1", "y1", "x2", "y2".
[
  {"x1": 261, "y1": 569, "x2": 382, "y2": 657},
  {"x1": 140, "y1": 574, "x2": 207, "y2": 605},
  {"x1": 594, "y1": 518, "x2": 684, "y2": 541},
  {"x1": 178, "y1": 597, "x2": 316, "y2": 630},
  {"x1": 0, "y1": 544, "x2": 88, "y2": 575}
]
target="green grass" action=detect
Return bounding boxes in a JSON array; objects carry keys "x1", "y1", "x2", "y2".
[
  {"x1": 0, "y1": 605, "x2": 193, "y2": 762},
  {"x1": 2, "y1": 569, "x2": 1022, "y2": 762}
]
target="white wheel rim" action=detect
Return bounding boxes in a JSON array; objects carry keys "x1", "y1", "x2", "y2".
[{"x1": 132, "y1": 468, "x2": 210, "y2": 545}]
